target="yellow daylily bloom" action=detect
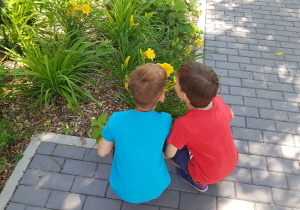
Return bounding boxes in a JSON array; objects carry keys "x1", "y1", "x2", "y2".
[
  {"x1": 82, "y1": 4, "x2": 91, "y2": 14},
  {"x1": 157, "y1": 63, "x2": 174, "y2": 77},
  {"x1": 195, "y1": 38, "x2": 203, "y2": 48},
  {"x1": 125, "y1": 56, "x2": 130, "y2": 67},
  {"x1": 143, "y1": 48, "x2": 155, "y2": 61},
  {"x1": 72, "y1": 3, "x2": 81, "y2": 11},
  {"x1": 172, "y1": 38, "x2": 179, "y2": 46},
  {"x1": 145, "y1": 12, "x2": 153, "y2": 20},
  {"x1": 125, "y1": 83, "x2": 129, "y2": 90},
  {"x1": 275, "y1": 52, "x2": 283, "y2": 55},
  {"x1": 185, "y1": 49, "x2": 191, "y2": 56},
  {"x1": 130, "y1": 15, "x2": 140, "y2": 27}
]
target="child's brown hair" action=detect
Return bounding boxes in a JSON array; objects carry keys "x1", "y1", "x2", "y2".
[
  {"x1": 177, "y1": 62, "x2": 219, "y2": 108},
  {"x1": 129, "y1": 63, "x2": 167, "y2": 109}
]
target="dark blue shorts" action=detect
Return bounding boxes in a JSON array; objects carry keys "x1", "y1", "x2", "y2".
[{"x1": 170, "y1": 146, "x2": 191, "y2": 176}]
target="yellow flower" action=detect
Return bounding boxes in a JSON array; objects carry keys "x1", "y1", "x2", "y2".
[
  {"x1": 185, "y1": 49, "x2": 191, "y2": 56},
  {"x1": 130, "y1": 15, "x2": 140, "y2": 27},
  {"x1": 157, "y1": 63, "x2": 174, "y2": 77},
  {"x1": 143, "y1": 48, "x2": 155, "y2": 61},
  {"x1": 195, "y1": 38, "x2": 203, "y2": 48},
  {"x1": 72, "y1": 3, "x2": 81, "y2": 11},
  {"x1": 121, "y1": 64, "x2": 124, "y2": 69},
  {"x1": 82, "y1": 4, "x2": 91, "y2": 14},
  {"x1": 172, "y1": 38, "x2": 179, "y2": 46},
  {"x1": 125, "y1": 56, "x2": 130, "y2": 67},
  {"x1": 145, "y1": 12, "x2": 153, "y2": 20},
  {"x1": 125, "y1": 83, "x2": 129, "y2": 90}
]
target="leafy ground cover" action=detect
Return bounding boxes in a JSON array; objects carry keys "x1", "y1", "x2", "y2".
[{"x1": 0, "y1": 0, "x2": 204, "y2": 192}]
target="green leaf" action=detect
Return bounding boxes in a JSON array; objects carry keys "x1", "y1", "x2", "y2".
[
  {"x1": 96, "y1": 134, "x2": 102, "y2": 144},
  {"x1": 98, "y1": 113, "x2": 108, "y2": 123},
  {"x1": 166, "y1": 13, "x2": 176, "y2": 26},
  {"x1": 92, "y1": 127, "x2": 102, "y2": 140},
  {"x1": 90, "y1": 119, "x2": 99, "y2": 126}
]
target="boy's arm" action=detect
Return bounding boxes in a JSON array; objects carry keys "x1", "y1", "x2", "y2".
[
  {"x1": 98, "y1": 137, "x2": 114, "y2": 157},
  {"x1": 164, "y1": 142, "x2": 178, "y2": 159}
]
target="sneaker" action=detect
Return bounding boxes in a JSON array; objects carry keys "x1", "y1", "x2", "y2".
[{"x1": 177, "y1": 167, "x2": 208, "y2": 192}]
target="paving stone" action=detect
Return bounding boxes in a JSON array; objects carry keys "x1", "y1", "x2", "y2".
[
  {"x1": 203, "y1": 181, "x2": 235, "y2": 198},
  {"x1": 52, "y1": 144, "x2": 86, "y2": 160},
  {"x1": 246, "y1": 117, "x2": 276, "y2": 131},
  {"x1": 263, "y1": 131, "x2": 295, "y2": 146},
  {"x1": 106, "y1": 184, "x2": 121, "y2": 200},
  {"x1": 228, "y1": 55, "x2": 251, "y2": 64},
  {"x1": 229, "y1": 86, "x2": 255, "y2": 97},
  {"x1": 219, "y1": 94, "x2": 243, "y2": 106},
  {"x1": 71, "y1": 176, "x2": 108, "y2": 197},
  {"x1": 46, "y1": 191, "x2": 86, "y2": 210},
  {"x1": 237, "y1": 153, "x2": 267, "y2": 170},
  {"x1": 83, "y1": 149, "x2": 113, "y2": 164},
  {"x1": 94, "y1": 163, "x2": 112, "y2": 180},
  {"x1": 205, "y1": 60, "x2": 216, "y2": 68},
  {"x1": 264, "y1": 67, "x2": 289, "y2": 76},
  {"x1": 84, "y1": 196, "x2": 122, "y2": 210},
  {"x1": 271, "y1": 101, "x2": 299, "y2": 112},
  {"x1": 275, "y1": 60, "x2": 299, "y2": 69},
  {"x1": 288, "y1": 112, "x2": 300, "y2": 123},
  {"x1": 259, "y1": 109, "x2": 288, "y2": 121},
  {"x1": 215, "y1": 48, "x2": 239, "y2": 56},
  {"x1": 37, "y1": 171, "x2": 75, "y2": 191},
  {"x1": 251, "y1": 58, "x2": 275, "y2": 66},
  {"x1": 208, "y1": 54, "x2": 228, "y2": 61},
  {"x1": 179, "y1": 193, "x2": 216, "y2": 210},
  {"x1": 165, "y1": 159, "x2": 177, "y2": 174},
  {"x1": 236, "y1": 183, "x2": 272, "y2": 203},
  {"x1": 266, "y1": 157, "x2": 300, "y2": 175},
  {"x1": 29, "y1": 154, "x2": 65, "y2": 172},
  {"x1": 224, "y1": 167, "x2": 252, "y2": 184},
  {"x1": 248, "y1": 142, "x2": 281, "y2": 158},
  {"x1": 231, "y1": 105, "x2": 259, "y2": 118},
  {"x1": 20, "y1": 169, "x2": 43, "y2": 186},
  {"x1": 275, "y1": 121, "x2": 300, "y2": 135},
  {"x1": 228, "y1": 70, "x2": 253, "y2": 79},
  {"x1": 216, "y1": 61, "x2": 240, "y2": 70},
  {"x1": 232, "y1": 127, "x2": 262, "y2": 142},
  {"x1": 121, "y1": 203, "x2": 159, "y2": 210},
  {"x1": 36, "y1": 142, "x2": 56, "y2": 155},
  {"x1": 214, "y1": 68, "x2": 229, "y2": 77},
  {"x1": 234, "y1": 140, "x2": 248, "y2": 154},
  {"x1": 6, "y1": 202, "x2": 26, "y2": 210},
  {"x1": 217, "y1": 197, "x2": 254, "y2": 210},
  {"x1": 230, "y1": 116, "x2": 246, "y2": 128},
  {"x1": 294, "y1": 135, "x2": 300, "y2": 148},
  {"x1": 62, "y1": 159, "x2": 97, "y2": 177},
  {"x1": 249, "y1": 45, "x2": 271, "y2": 52},
  {"x1": 168, "y1": 173, "x2": 198, "y2": 193},
  {"x1": 251, "y1": 169, "x2": 287, "y2": 188},
  {"x1": 25, "y1": 207, "x2": 50, "y2": 210},
  {"x1": 272, "y1": 188, "x2": 300, "y2": 208},
  {"x1": 280, "y1": 146, "x2": 300, "y2": 160},
  {"x1": 256, "y1": 90, "x2": 283, "y2": 100},
  {"x1": 219, "y1": 77, "x2": 241, "y2": 86},
  {"x1": 147, "y1": 189, "x2": 179, "y2": 208},
  {"x1": 286, "y1": 174, "x2": 300, "y2": 191},
  {"x1": 293, "y1": 85, "x2": 300, "y2": 93},
  {"x1": 255, "y1": 203, "x2": 292, "y2": 210},
  {"x1": 283, "y1": 92, "x2": 300, "y2": 103},
  {"x1": 253, "y1": 73, "x2": 279, "y2": 82},
  {"x1": 11, "y1": 185, "x2": 51, "y2": 207},
  {"x1": 242, "y1": 79, "x2": 268, "y2": 89}
]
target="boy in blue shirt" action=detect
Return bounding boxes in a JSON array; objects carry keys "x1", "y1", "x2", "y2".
[{"x1": 98, "y1": 63, "x2": 172, "y2": 203}]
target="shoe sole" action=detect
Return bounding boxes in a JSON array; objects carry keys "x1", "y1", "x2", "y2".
[{"x1": 177, "y1": 169, "x2": 208, "y2": 192}]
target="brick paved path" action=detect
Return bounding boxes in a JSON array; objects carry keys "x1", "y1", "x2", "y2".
[{"x1": 3, "y1": 0, "x2": 300, "y2": 209}]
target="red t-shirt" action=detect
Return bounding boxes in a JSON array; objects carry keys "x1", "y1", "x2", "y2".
[{"x1": 167, "y1": 95, "x2": 238, "y2": 184}]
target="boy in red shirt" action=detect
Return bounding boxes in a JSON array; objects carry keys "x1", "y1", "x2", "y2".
[{"x1": 164, "y1": 62, "x2": 238, "y2": 192}]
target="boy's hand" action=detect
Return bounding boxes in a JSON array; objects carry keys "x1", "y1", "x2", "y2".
[{"x1": 164, "y1": 143, "x2": 178, "y2": 159}]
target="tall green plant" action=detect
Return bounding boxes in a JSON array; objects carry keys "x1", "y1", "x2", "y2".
[
  {"x1": 0, "y1": 0, "x2": 38, "y2": 53},
  {"x1": 5, "y1": 31, "x2": 113, "y2": 114}
]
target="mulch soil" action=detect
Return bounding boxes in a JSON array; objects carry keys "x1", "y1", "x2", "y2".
[{"x1": 0, "y1": 54, "x2": 130, "y2": 193}]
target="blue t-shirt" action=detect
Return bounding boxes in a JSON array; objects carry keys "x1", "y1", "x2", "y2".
[{"x1": 102, "y1": 109, "x2": 172, "y2": 203}]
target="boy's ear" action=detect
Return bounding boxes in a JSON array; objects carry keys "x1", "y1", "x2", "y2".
[
  {"x1": 182, "y1": 92, "x2": 190, "y2": 103},
  {"x1": 159, "y1": 92, "x2": 165, "y2": 103}
]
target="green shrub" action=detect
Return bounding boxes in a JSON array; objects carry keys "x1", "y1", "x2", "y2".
[
  {"x1": 0, "y1": 0, "x2": 38, "y2": 54},
  {"x1": 0, "y1": 157, "x2": 8, "y2": 172},
  {"x1": 0, "y1": 119, "x2": 16, "y2": 148},
  {"x1": 6, "y1": 30, "x2": 113, "y2": 114}
]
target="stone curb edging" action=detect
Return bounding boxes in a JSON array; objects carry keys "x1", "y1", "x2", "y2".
[{"x1": 0, "y1": 132, "x2": 97, "y2": 210}]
